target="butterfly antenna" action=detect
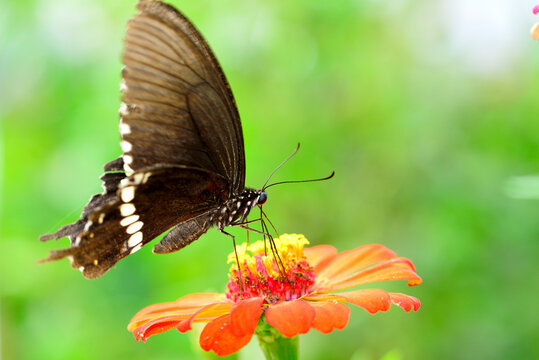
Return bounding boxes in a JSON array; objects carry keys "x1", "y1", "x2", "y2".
[
  {"x1": 262, "y1": 143, "x2": 301, "y2": 189},
  {"x1": 263, "y1": 171, "x2": 335, "y2": 190}
]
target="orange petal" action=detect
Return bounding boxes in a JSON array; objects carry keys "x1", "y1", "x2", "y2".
[
  {"x1": 314, "y1": 244, "x2": 397, "y2": 281},
  {"x1": 265, "y1": 299, "x2": 315, "y2": 338},
  {"x1": 306, "y1": 290, "x2": 420, "y2": 314},
  {"x1": 389, "y1": 292, "x2": 421, "y2": 312},
  {"x1": 304, "y1": 245, "x2": 337, "y2": 267},
  {"x1": 337, "y1": 289, "x2": 392, "y2": 313},
  {"x1": 176, "y1": 302, "x2": 234, "y2": 332},
  {"x1": 310, "y1": 301, "x2": 350, "y2": 333},
  {"x1": 132, "y1": 315, "x2": 184, "y2": 342},
  {"x1": 317, "y1": 257, "x2": 422, "y2": 293},
  {"x1": 128, "y1": 293, "x2": 228, "y2": 330},
  {"x1": 230, "y1": 297, "x2": 264, "y2": 337},
  {"x1": 306, "y1": 290, "x2": 391, "y2": 313},
  {"x1": 132, "y1": 293, "x2": 226, "y2": 317},
  {"x1": 200, "y1": 314, "x2": 254, "y2": 356}
]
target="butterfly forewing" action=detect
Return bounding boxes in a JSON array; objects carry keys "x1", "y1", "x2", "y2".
[{"x1": 120, "y1": 1, "x2": 245, "y2": 193}]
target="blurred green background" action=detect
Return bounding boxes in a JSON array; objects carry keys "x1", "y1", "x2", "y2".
[{"x1": 1, "y1": 0, "x2": 538, "y2": 359}]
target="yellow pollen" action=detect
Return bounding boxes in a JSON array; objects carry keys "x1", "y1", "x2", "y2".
[
  {"x1": 262, "y1": 256, "x2": 279, "y2": 277},
  {"x1": 246, "y1": 257, "x2": 258, "y2": 274},
  {"x1": 227, "y1": 234, "x2": 310, "y2": 275},
  {"x1": 247, "y1": 241, "x2": 266, "y2": 255}
]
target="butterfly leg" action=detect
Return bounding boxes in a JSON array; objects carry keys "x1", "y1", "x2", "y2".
[
  {"x1": 232, "y1": 217, "x2": 272, "y2": 256},
  {"x1": 258, "y1": 219, "x2": 290, "y2": 283},
  {"x1": 219, "y1": 228, "x2": 245, "y2": 294},
  {"x1": 258, "y1": 207, "x2": 279, "y2": 238},
  {"x1": 230, "y1": 217, "x2": 261, "y2": 226},
  {"x1": 238, "y1": 225, "x2": 268, "y2": 236},
  {"x1": 236, "y1": 220, "x2": 289, "y2": 283},
  {"x1": 231, "y1": 215, "x2": 275, "y2": 237}
]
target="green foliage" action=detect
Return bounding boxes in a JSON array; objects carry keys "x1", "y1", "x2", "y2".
[{"x1": 1, "y1": 0, "x2": 538, "y2": 359}]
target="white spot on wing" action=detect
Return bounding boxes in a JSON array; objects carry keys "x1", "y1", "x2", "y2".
[
  {"x1": 120, "y1": 140, "x2": 132, "y2": 152},
  {"x1": 120, "y1": 178, "x2": 129, "y2": 187},
  {"x1": 119, "y1": 121, "x2": 131, "y2": 135},
  {"x1": 84, "y1": 221, "x2": 93, "y2": 232},
  {"x1": 119, "y1": 103, "x2": 129, "y2": 116},
  {"x1": 120, "y1": 214, "x2": 139, "y2": 227},
  {"x1": 134, "y1": 173, "x2": 145, "y2": 184},
  {"x1": 130, "y1": 243, "x2": 143, "y2": 254},
  {"x1": 124, "y1": 163, "x2": 134, "y2": 175},
  {"x1": 121, "y1": 186, "x2": 135, "y2": 202},
  {"x1": 126, "y1": 221, "x2": 143, "y2": 234},
  {"x1": 120, "y1": 80, "x2": 128, "y2": 92},
  {"x1": 127, "y1": 231, "x2": 143, "y2": 247},
  {"x1": 124, "y1": 155, "x2": 133, "y2": 165},
  {"x1": 120, "y1": 203, "x2": 136, "y2": 216},
  {"x1": 142, "y1": 172, "x2": 151, "y2": 183},
  {"x1": 78, "y1": 266, "x2": 85, "y2": 272}
]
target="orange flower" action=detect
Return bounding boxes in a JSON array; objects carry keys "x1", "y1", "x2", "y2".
[{"x1": 128, "y1": 234, "x2": 422, "y2": 356}]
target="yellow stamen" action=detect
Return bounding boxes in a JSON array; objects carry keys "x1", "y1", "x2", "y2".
[
  {"x1": 247, "y1": 241, "x2": 266, "y2": 256},
  {"x1": 262, "y1": 255, "x2": 279, "y2": 277},
  {"x1": 227, "y1": 234, "x2": 311, "y2": 275}
]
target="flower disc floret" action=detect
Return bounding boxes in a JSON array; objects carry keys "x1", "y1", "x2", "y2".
[{"x1": 226, "y1": 234, "x2": 316, "y2": 302}]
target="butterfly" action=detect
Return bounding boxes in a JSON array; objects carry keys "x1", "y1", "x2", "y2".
[{"x1": 40, "y1": 0, "x2": 270, "y2": 279}]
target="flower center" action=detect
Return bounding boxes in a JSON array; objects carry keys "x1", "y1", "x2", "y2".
[{"x1": 226, "y1": 234, "x2": 316, "y2": 303}]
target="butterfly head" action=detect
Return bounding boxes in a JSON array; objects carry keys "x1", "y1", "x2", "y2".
[
  {"x1": 245, "y1": 189, "x2": 267, "y2": 207},
  {"x1": 257, "y1": 191, "x2": 267, "y2": 205}
]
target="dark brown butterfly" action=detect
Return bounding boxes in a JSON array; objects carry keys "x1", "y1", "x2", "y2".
[{"x1": 40, "y1": 0, "x2": 269, "y2": 279}]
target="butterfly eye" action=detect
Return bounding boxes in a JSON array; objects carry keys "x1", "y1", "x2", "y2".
[{"x1": 258, "y1": 191, "x2": 267, "y2": 205}]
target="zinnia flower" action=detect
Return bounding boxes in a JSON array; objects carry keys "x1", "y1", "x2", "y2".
[
  {"x1": 532, "y1": 4, "x2": 539, "y2": 40},
  {"x1": 128, "y1": 234, "x2": 422, "y2": 357}
]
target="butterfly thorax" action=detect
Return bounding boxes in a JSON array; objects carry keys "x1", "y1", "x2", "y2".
[{"x1": 213, "y1": 189, "x2": 265, "y2": 229}]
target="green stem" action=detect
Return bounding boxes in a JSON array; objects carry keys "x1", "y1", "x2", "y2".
[{"x1": 255, "y1": 318, "x2": 299, "y2": 360}]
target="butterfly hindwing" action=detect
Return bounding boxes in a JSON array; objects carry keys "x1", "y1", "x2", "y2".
[
  {"x1": 40, "y1": 157, "x2": 127, "y2": 244},
  {"x1": 41, "y1": 165, "x2": 228, "y2": 278}
]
